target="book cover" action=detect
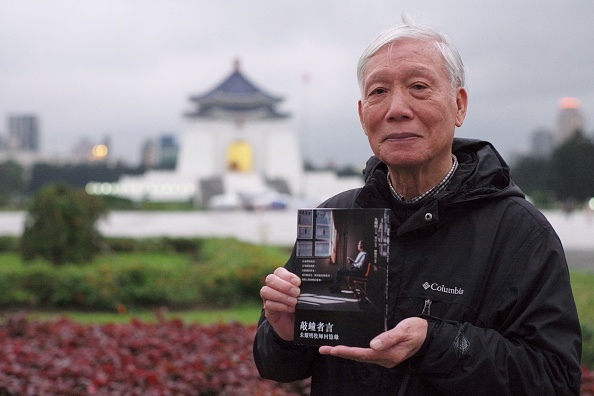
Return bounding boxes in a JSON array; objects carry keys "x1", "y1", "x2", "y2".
[{"x1": 293, "y1": 208, "x2": 390, "y2": 347}]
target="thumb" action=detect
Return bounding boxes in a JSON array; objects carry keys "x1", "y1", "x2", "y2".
[
  {"x1": 370, "y1": 317, "x2": 428, "y2": 351},
  {"x1": 370, "y1": 337, "x2": 384, "y2": 350}
]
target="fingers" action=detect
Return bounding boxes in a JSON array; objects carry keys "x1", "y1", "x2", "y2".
[
  {"x1": 260, "y1": 267, "x2": 301, "y2": 312},
  {"x1": 260, "y1": 267, "x2": 301, "y2": 341},
  {"x1": 319, "y1": 318, "x2": 429, "y2": 368},
  {"x1": 274, "y1": 267, "x2": 302, "y2": 287},
  {"x1": 319, "y1": 344, "x2": 400, "y2": 368}
]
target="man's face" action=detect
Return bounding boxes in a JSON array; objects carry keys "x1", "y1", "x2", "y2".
[{"x1": 358, "y1": 38, "x2": 467, "y2": 171}]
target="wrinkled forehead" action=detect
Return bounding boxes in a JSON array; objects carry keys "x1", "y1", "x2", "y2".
[
  {"x1": 363, "y1": 39, "x2": 447, "y2": 78},
  {"x1": 373, "y1": 37, "x2": 443, "y2": 67},
  {"x1": 360, "y1": 37, "x2": 454, "y2": 91}
]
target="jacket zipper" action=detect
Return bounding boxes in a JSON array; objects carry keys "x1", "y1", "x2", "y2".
[
  {"x1": 397, "y1": 300, "x2": 432, "y2": 396},
  {"x1": 422, "y1": 299, "x2": 432, "y2": 315}
]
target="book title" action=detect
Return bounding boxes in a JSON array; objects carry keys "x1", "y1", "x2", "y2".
[{"x1": 298, "y1": 320, "x2": 339, "y2": 342}]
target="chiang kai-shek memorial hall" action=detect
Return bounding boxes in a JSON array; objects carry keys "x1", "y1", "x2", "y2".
[{"x1": 94, "y1": 60, "x2": 361, "y2": 208}]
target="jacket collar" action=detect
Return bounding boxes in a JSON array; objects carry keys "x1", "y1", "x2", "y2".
[{"x1": 355, "y1": 138, "x2": 525, "y2": 234}]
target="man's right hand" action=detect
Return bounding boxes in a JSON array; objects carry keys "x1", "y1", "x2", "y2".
[{"x1": 260, "y1": 267, "x2": 301, "y2": 341}]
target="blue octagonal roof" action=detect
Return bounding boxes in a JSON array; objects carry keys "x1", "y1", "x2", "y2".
[{"x1": 185, "y1": 60, "x2": 289, "y2": 120}]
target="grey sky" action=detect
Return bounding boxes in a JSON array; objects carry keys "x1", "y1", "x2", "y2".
[{"x1": 1, "y1": 0, "x2": 593, "y2": 168}]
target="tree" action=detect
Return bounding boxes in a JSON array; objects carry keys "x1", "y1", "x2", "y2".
[
  {"x1": 20, "y1": 183, "x2": 108, "y2": 265},
  {"x1": 512, "y1": 131, "x2": 594, "y2": 205},
  {"x1": 549, "y1": 132, "x2": 594, "y2": 201},
  {"x1": 511, "y1": 155, "x2": 554, "y2": 206}
]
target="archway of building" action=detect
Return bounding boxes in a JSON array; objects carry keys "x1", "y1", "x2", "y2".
[{"x1": 226, "y1": 140, "x2": 254, "y2": 172}]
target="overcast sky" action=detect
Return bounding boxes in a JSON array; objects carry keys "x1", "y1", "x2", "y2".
[{"x1": 1, "y1": 1, "x2": 593, "y2": 168}]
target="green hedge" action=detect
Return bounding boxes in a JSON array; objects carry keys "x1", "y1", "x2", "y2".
[
  {"x1": 0, "y1": 237, "x2": 290, "y2": 311},
  {"x1": 0, "y1": 236, "x2": 19, "y2": 252}
]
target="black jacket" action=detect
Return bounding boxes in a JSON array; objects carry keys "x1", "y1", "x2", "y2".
[{"x1": 253, "y1": 138, "x2": 582, "y2": 395}]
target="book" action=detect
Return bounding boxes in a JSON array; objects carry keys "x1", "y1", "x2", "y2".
[{"x1": 293, "y1": 208, "x2": 390, "y2": 347}]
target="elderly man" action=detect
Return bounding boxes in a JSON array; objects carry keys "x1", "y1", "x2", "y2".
[{"x1": 253, "y1": 15, "x2": 582, "y2": 395}]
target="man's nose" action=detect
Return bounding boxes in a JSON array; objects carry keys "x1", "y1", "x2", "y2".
[{"x1": 385, "y1": 91, "x2": 413, "y2": 121}]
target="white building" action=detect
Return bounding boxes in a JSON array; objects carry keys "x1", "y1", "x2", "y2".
[{"x1": 88, "y1": 61, "x2": 361, "y2": 208}]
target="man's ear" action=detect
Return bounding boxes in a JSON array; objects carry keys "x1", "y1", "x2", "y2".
[
  {"x1": 358, "y1": 100, "x2": 368, "y2": 136},
  {"x1": 455, "y1": 87, "x2": 468, "y2": 127}
]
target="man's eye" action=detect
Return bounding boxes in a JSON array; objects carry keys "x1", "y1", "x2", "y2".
[
  {"x1": 411, "y1": 84, "x2": 427, "y2": 90},
  {"x1": 370, "y1": 88, "x2": 386, "y2": 95}
]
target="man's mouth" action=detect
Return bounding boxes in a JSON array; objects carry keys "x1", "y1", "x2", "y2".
[{"x1": 383, "y1": 132, "x2": 419, "y2": 142}]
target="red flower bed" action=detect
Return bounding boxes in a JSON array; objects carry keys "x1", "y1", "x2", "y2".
[
  {"x1": 0, "y1": 312, "x2": 591, "y2": 395},
  {"x1": 0, "y1": 312, "x2": 309, "y2": 395},
  {"x1": 583, "y1": 366, "x2": 594, "y2": 395}
]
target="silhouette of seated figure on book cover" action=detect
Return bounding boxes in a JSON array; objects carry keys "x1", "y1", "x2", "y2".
[{"x1": 329, "y1": 240, "x2": 367, "y2": 293}]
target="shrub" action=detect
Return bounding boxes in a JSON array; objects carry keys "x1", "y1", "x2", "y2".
[
  {"x1": 50, "y1": 265, "x2": 119, "y2": 309},
  {"x1": 20, "y1": 183, "x2": 107, "y2": 265},
  {"x1": 18, "y1": 263, "x2": 58, "y2": 305},
  {"x1": 105, "y1": 237, "x2": 203, "y2": 256},
  {"x1": 0, "y1": 236, "x2": 19, "y2": 253},
  {"x1": 103, "y1": 237, "x2": 137, "y2": 252},
  {"x1": 195, "y1": 238, "x2": 289, "y2": 307},
  {"x1": 0, "y1": 270, "x2": 30, "y2": 306}
]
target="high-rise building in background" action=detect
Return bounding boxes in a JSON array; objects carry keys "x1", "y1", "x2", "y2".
[
  {"x1": 7, "y1": 114, "x2": 39, "y2": 152},
  {"x1": 530, "y1": 128, "x2": 555, "y2": 157},
  {"x1": 0, "y1": 132, "x2": 7, "y2": 151},
  {"x1": 141, "y1": 139, "x2": 158, "y2": 169},
  {"x1": 158, "y1": 135, "x2": 178, "y2": 169},
  {"x1": 140, "y1": 134, "x2": 178, "y2": 170},
  {"x1": 556, "y1": 97, "x2": 584, "y2": 144}
]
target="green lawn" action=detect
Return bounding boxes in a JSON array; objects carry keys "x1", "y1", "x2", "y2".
[
  {"x1": 570, "y1": 271, "x2": 594, "y2": 326},
  {"x1": 23, "y1": 301, "x2": 263, "y2": 325}
]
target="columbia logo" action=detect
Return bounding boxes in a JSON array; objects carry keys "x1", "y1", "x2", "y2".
[{"x1": 422, "y1": 281, "x2": 464, "y2": 295}]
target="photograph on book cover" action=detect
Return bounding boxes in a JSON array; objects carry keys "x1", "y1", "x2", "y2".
[{"x1": 294, "y1": 208, "x2": 390, "y2": 347}]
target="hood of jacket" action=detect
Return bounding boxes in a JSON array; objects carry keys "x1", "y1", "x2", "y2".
[{"x1": 359, "y1": 137, "x2": 524, "y2": 206}]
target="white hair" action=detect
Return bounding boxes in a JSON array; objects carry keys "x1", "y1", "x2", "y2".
[{"x1": 357, "y1": 13, "x2": 466, "y2": 95}]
